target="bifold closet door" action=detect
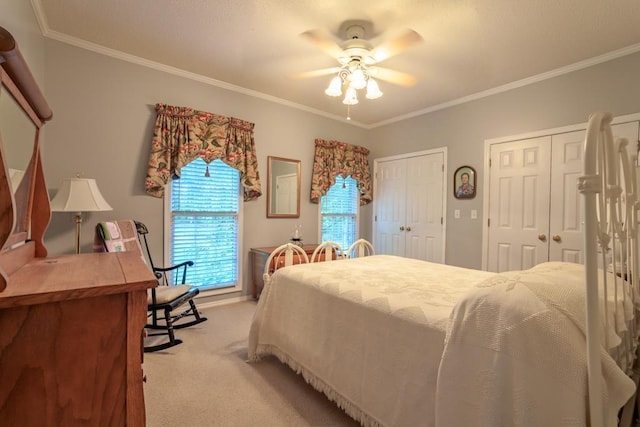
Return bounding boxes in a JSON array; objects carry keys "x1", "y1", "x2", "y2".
[
  {"x1": 487, "y1": 118, "x2": 640, "y2": 273},
  {"x1": 548, "y1": 130, "x2": 585, "y2": 263},
  {"x1": 487, "y1": 136, "x2": 551, "y2": 272},
  {"x1": 374, "y1": 152, "x2": 445, "y2": 263},
  {"x1": 551, "y1": 123, "x2": 640, "y2": 264},
  {"x1": 375, "y1": 158, "x2": 408, "y2": 257},
  {"x1": 405, "y1": 153, "x2": 444, "y2": 262}
]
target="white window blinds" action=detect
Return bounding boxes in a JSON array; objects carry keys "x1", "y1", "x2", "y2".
[
  {"x1": 170, "y1": 158, "x2": 240, "y2": 289},
  {"x1": 320, "y1": 175, "x2": 358, "y2": 250}
]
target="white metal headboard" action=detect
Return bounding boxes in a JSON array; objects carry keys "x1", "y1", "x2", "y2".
[{"x1": 580, "y1": 112, "x2": 639, "y2": 426}]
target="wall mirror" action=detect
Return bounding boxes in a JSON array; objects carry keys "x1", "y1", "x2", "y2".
[
  {"x1": 0, "y1": 87, "x2": 36, "y2": 195},
  {"x1": 0, "y1": 69, "x2": 40, "y2": 246},
  {"x1": 266, "y1": 156, "x2": 300, "y2": 218},
  {"x1": 0, "y1": 26, "x2": 53, "y2": 291}
]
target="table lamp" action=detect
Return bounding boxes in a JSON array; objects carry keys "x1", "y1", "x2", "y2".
[{"x1": 50, "y1": 177, "x2": 112, "y2": 253}]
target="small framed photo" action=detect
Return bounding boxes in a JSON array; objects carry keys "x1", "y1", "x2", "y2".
[{"x1": 454, "y1": 166, "x2": 476, "y2": 199}]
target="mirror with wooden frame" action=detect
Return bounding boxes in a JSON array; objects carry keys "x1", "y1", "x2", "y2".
[
  {"x1": 0, "y1": 26, "x2": 53, "y2": 291},
  {"x1": 266, "y1": 156, "x2": 301, "y2": 218},
  {"x1": 0, "y1": 70, "x2": 38, "y2": 241}
]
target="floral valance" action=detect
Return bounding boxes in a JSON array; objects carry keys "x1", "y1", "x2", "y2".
[
  {"x1": 145, "y1": 103, "x2": 261, "y2": 201},
  {"x1": 310, "y1": 138, "x2": 372, "y2": 205}
]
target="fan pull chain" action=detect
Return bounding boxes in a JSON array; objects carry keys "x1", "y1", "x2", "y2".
[{"x1": 204, "y1": 164, "x2": 210, "y2": 177}]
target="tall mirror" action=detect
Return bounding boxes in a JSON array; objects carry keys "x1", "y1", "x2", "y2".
[
  {"x1": 0, "y1": 26, "x2": 53, "y2": 291},
  {"x1": 266, "y1": 156, "x2": 300, "y2": 218},
  {"x1": 0, "y1": 86, "x2": 36, "y2": 195}
]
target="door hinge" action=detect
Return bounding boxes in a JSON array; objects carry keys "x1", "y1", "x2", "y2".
[
  {"x1": 441, "y1": 217, "x2": 443, "y2": 225},
  {"x1": 489, "y1": 158, "x2": 492, "y2": 167},
  {"x1": 375, "y1": 215, "x2": 377, "y2": 222},
  {"x1": 488, "y1": 218, "x2": 490, "y2": 227},
  {"x1": 441, "y1": 164, "x2": 444, "y2": 172}
]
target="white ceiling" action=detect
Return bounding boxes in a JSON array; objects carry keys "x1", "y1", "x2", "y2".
[{"x1": 33, "y1": 0, "x2": 640, "y2": 128}]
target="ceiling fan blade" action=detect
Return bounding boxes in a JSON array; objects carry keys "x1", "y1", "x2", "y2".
[
  {"x1": 292, "y1": 67, "x2": 342, "y2": 79},
  {"x1": 300, "y1": 29, "x2": 343, "y2": 59},
  {"x1": 369, "y1": 29, "x2": 422, "y2": 64},
  {"x1": 370, "y1": 67, "x2": 418, "y2": 87}
]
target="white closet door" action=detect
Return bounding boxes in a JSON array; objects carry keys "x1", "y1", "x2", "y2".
[
  {"x1": 611, "y1": 121, "x2": 640, "y2": 161},
  {"x1": 549, "y1": 130, "x2": 585, "y2": 263},
  {"x1": 548, "y1": 125, "x2": 637, "y2": 264},
  {"x1": 487, "y1": 136, "x2": 551, "y2": 272},
  {"x1": 485, "y1": 116, "x2": 640, "y2": 271},
  {"x1": 375, "y1": 158, "x2": 407, "y2": 256},
  {"x1": 405, "y1": 153, "x2": 445, "y2": 262},
  {"x1": 374, "y1": 150, "x2": 445, "y2": 262}
]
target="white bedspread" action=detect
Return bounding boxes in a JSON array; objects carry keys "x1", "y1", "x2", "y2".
[
  {"x1": 248, "y1": 255, "x2": 495, "y2": 427},
  {"x1": 249, "y1": 258, "x2": 636, "y2": 426},
  {"x1": 435, "y1": 261, "x2": 636, "y2": 427}
]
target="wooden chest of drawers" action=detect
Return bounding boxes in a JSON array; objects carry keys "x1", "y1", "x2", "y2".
[
  {"x1": 0, "y1": 251, "x2": 156, "y2": 426},
  {"x1": 250, "y1": 244, "x2": 319, "y2": 299}
]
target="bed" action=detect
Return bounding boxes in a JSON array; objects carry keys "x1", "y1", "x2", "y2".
[{"x1": 248, "y1": 112, "x2": 640, "y2": 427}]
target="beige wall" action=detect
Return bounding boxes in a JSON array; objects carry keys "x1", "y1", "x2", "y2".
[
  {"x1": 40, "y1": 39, "x2": 366, "y2": 303},
  {"x1": 367, "y1": 53, "x2": 640, "y2": 269},
  {"x1": 0, "y1": 0, "x2": 46, "y2": 85},
  {"x1": 3, "y1": 2, "x2": 640, "y2": 300}
]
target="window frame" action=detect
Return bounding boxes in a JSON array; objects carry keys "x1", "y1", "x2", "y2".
[
  {"x1": 317, "y1": 175, "x2": 360, "y2": 251},
  {"x1": 163, "y1": 159, "x2": 244, "y2": 297}
]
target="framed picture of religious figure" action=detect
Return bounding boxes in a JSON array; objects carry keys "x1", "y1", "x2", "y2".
[{"x1": 453, "y1": 166, "x2": 476, "y2": 199}]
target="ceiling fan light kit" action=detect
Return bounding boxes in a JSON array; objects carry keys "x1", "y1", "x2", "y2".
[
  {"x1": 302, "y1": 20, "x2": 422, "y2": 118},
  {"x1": 325, "y1": 76, "x2": 343, "y2": 97},
  {"x1": 325, "y1": 59, "x2": 383, "y2": 104},
  {"x1": 343, "y1": 87, "x2": 359, "y2": 105},
  {"x1": 365, "y1": 78, "x2": 383, "y2": 99}
]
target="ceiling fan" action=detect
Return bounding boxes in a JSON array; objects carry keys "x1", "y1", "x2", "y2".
[{"x1": 296, "y1": 20, "x2": 423, "y2": 105}]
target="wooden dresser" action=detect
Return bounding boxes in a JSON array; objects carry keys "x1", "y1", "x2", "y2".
[
  {"x1": 0, "y1": 27, "x2": 155, "y2": 426},
  {"x1": 250, "y1": 244, "x2": 319, "y2": 299},
  {"x1": 0, "y1": 249, "x2": 156, "y2": 426}
]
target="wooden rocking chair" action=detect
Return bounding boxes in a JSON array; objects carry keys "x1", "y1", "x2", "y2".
[{"x1": 95, "y1": 220, "x2": 207, "y2": 352}]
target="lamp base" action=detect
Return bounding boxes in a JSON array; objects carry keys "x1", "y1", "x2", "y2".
[{"x1": 74, "y1": 213, "x2": 82, "y2": 254}]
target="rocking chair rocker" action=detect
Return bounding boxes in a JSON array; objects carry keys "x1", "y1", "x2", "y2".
[{"x1": 95, "y1": 220, "x2": 207, "y2": 352}]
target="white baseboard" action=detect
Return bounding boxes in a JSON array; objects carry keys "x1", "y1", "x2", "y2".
[{"x1": 197, "y1": 295, "x2": 253, "y2": 311}]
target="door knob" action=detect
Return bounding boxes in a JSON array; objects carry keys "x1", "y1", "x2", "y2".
[
  {"x1": 538, "y1": 234, "x2": 546, "y2": 241},
  {"x1": 406, "y1": 226, "x2": 412, "y2": 232},
  {"x1": 400, "y1": 226, "x2": 405, "y2": 231},
  {"x1": 552, "y1": 235, "x2": 561, "y2": 242}
]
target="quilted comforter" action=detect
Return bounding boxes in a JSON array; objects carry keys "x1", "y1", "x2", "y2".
[
  {"x1": 248, "y1": 255, "x2": 495, "y2": 426},
  {"x1": 248, "y1": 256, "x2": 636, "y2": 426},
  {"x1": 435, "y1": 261, "x2": 635, "y2": 427}
]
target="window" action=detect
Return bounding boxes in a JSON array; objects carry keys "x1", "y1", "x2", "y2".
[
  {"x1": 320, "y1": 175, "x2": 359, "y2": 250},
  {"x1": 167, "y1": 158, "x2": 241, "y2": 293}
]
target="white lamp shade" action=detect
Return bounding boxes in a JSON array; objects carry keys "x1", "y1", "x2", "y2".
[
  {"x1": 50, "y1": 178, "x2": 113, "y2": 213},
  {"x1": 342, "y1": 87, "x2": 359, "y2": 105},
  {"x1": 365, "y1": 78, "x2": 383, "y2": 99},
  {"x1": 325, "y1": 76, "x2": 343, "y2": 97},
  {"x1": 348, "y1": 67, "x2": 367, "y2": 90}
]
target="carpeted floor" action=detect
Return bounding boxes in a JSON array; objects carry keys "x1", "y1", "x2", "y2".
[{"x1": 143, "y1": 300, "x2": 360, "y2": 426}]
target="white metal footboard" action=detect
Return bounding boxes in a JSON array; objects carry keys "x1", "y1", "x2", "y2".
[{"x1": 580, "y1": 112, "x2": 640, "y2": 426}]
